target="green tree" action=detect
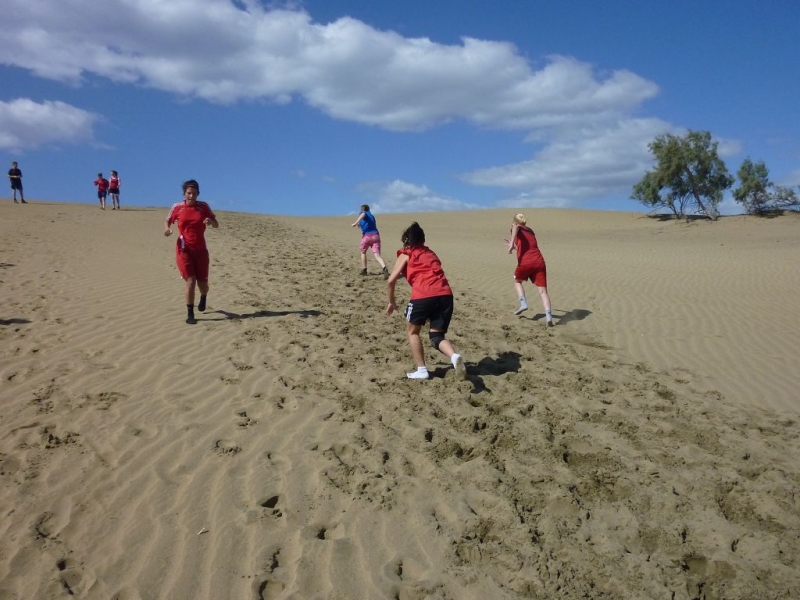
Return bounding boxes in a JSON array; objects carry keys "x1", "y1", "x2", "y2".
[
  {"x1": 631, "y1": 130, "x2": 734, "y2": 220},
  {"x1": 733, "y1": 158, "x2": 799, "y2": 215}
]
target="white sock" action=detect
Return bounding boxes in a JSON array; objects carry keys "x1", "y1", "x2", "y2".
[{"x1": 407, "y1": 366, "x2": 429, "y2": 379}]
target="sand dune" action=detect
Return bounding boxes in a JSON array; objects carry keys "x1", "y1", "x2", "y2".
[{"x1": 1, "y1": 200, "x2": 799, "y2": 599}]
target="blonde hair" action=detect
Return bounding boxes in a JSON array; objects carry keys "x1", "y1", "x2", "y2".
[{"x1": 513, "y1": 213, "x2": 527, "y2": 225}]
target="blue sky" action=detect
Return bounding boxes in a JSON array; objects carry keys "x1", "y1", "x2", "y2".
[{"x1": 1, "y1": 0, "x2": 798, "y2": 216}]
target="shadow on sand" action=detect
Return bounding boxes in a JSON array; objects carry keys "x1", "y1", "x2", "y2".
[
  {"x1": 516, "y1": 308, "x2": 592, "y2": 326},
  {"x1": 204, "y1": 309, "x2": 322, "y2": 322},
  {"x1": 462, "y1": 351, "x2": 523, "y2": 394},
  {"x1": 0, "y1": 318, "x2": 31, "y2": 326}
]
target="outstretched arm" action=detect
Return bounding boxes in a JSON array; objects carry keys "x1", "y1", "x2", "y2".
[
  {"x1": 386, "y1": 254, "x2": 409, "y2": 315},
  {"x1": 507, "y1": 224, "x2": 520, "y2": 253},
  {"x1": 351, "y1": 212, "x2": 366, "y2": 227}
]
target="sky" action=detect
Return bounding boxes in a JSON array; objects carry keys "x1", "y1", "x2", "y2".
[{"x1": 1, "y1": 0, "x2": 798, "y2": 216}]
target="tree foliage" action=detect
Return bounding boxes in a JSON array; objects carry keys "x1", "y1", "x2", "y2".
[
  {"x1": 733, "y1": 158, "x2": 799, "y2": 215},
  {"x1": 632, "y1": 130, "x2": 734, "y2": 220}
]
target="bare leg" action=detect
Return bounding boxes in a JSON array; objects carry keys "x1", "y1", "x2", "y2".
[
  {"x1": 537, "y1": 286, "x2": 553, "y2": 325},
  {"x1": 514, "y1": 281, "x2": 527, "y2": 303},
  {"x1": 433, "y1": 330, "x2": 466, "y2": 380},
  {"x1": 184, "y1": 277, "x2": 198, "y2": 306},
  {"x1": 406, "y1": 322, "x2": 425, "y2": 367},
  {"x1": 435, "y1": 333, "x2": 456, "y2": 359},
  {"x1": 360, "y1": 252, "x2": 368, "y2": 269},
  {"x1": 513, "y1": 280, "x2": 528, "y2": 315},
  {"x1": 536, "y1": 286, "x2": 551, "y2": 312},
  {"x1": 373, "y1": 251, "x2": 387, "y2": 269}
]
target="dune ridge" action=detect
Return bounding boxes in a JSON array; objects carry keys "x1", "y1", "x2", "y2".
[{"x1": 1, "y1": 201, "x2": 799, "y2": 599}]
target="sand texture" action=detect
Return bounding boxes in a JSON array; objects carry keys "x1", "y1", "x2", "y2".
[{"x1": 1, "y1": 201, "x2": 799, "y2": 599}]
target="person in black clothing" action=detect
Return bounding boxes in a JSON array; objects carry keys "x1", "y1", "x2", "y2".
[{"x1": 8, "y1": 162, "x2": 25, "y2": 203}]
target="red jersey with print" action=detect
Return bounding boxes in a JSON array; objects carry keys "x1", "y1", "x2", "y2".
[
  {"x1": 94, "y1": 178, "x2": 109, "y2": 191},
  {"x1": 166, "y1": 201, "x2": 216, "y2": 251},
  {"x1": 398, "y1": 246, "x2": 452, "y2": 300},
  {"x1": 109, "y1": 176, "x2": 120, "y2": 190},
  {"x1": 515, "y1": 225, "x2": 546, "y2": 267}
]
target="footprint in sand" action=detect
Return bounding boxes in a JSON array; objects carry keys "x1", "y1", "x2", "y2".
[
  {"x1": 262, "y1": 451, "x2": 291, "y2": 474},
  {"x1": 57, "y1": 557, "x2": 95, "y2": 597},
  {"x1": 0, "y1": 454, "x2": 21, "y2": 476},
  {"x1": 257, "y1": 495, "x2": 283, "y2": 519},
  {"x1": 235, "y1": 410, "x2": 257, "y2": 428},
  {"x1": 213, "y1": 439, "x2": 242, "y2": 456},
  {"x1": 253, "y1": 578, "x2": 284, "y2": 600}
]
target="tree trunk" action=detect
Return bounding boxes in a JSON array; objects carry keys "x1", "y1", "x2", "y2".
[{"x1": 684, "y1": 167, "x2": 717, "y2": 220}]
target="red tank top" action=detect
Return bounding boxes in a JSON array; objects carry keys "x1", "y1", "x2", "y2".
[
  {"x1": 398, "y1": 246, "x2": 452, "y2": 300},
  {"x1": 515, "y1": 225, "x2": 545, "y2": 267}
]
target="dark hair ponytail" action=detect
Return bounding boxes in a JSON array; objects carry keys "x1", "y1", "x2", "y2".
[{"x1": 401, "y1": 222, "x2": 425, "y2": 248}]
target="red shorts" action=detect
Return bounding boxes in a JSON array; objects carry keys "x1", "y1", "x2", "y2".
[
  {"x1": 176, "y1": 247, "x2": 210, "y2": 282},
  {"x1": 514, "y1": 263, "x2": 547, "y2": 287}
]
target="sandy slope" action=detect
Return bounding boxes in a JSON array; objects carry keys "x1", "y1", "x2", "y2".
[{"x1": 1, "y1": 201, "x2": 798, "y2": 599}]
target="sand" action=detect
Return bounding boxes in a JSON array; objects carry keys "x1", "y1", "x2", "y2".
[{"x1": 1, "y1": 200, "x2": 799, "y2": 599}]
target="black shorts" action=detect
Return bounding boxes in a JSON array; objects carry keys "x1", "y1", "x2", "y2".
[
  {"x1": 108, "y1": 188, "x2": 119, "y2": 194},
  {"x1": 10, "y1": 182, "x2": 22, "y2": 190},
  {"x1": 98, "y1": 191, "x2": 107, "y2": 199},
  {"x1": 404, "y1": 295, "x2": 454, "y2": 331}
]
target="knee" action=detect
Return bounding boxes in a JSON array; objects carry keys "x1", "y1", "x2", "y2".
[{"x1": 429, "y1": 331, "x2": 445, "y2": 351}]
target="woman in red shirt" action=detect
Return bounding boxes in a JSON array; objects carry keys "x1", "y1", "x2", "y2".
[
  {"x1": 94, "y1": 173, "x2": 109, "y2": 210},
  {"x1": 506, "y1": 213, "x2": 553, "y2": 326},
  {"x1": 386, "y1": 222, "x2": 467, "y2": 380},
  {"x1": 164, "y1": 180, "x2": 219, "y2": 324},
  {"x1": 109, "y1": 170, "x2": 121, "y2": 210}
]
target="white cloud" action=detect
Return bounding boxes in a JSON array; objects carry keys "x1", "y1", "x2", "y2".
[
  {"x1": 463, "y1": 118, "x2": 673, "y2": 207},
  {"x1": 0, "y1": 1, "x2": 657, "y2": 133},
  {"x1": 715, "y1": 137, "x2": 743, "y2": 158},
  {"x1": 0, "y1": 1, "x2": 675, "y2": 212},
  {"x1": 360, "y1": 180, "x2": 478, "y2": 213},
  {"x1": 782, "y1": 169, "x2": 800, "y2": 187},
  {"x1": 0, "y1": 98, "x2": 99, "y2": 151}
]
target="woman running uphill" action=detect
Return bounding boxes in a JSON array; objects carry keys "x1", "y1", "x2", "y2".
[
  {"x1": 351, "y1": 204, "x2": 389, "y2": 278},
  {"x1": 164, "y1": 180, "x2": 219, "y2": 324},
  {"x1": 386, "y1": 222, "x2": 467, "y2": 380},
  {"x1": 506, "y1": 213, "x2": 553, "y2": 326}
]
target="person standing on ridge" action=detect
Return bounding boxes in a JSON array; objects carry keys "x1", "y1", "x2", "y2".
[
  {"x1": 109, "y1": 170, "x2": 121, "y2": 210},
  {"x1": 94, "y1": 172, "x2": 110, "y2": 209},
  {"x1": 8, "y1": 162, "x2": 25, "y2": 203}
]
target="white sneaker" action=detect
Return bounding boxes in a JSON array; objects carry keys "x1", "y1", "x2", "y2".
[
  {"x1": 407, "y1": 369, "x2": 430, "y2": 380},
  {"x1": 514, "y1": 303, "x2": 528, "y2": 315},
  {"x1": 451, "y1": 354, "x2": 467, "y2": 380}
]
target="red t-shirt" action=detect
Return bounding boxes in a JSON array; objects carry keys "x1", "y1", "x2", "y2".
[
  {"x1": 398, "y1": 246, "x2": 452, "y2": 300},
  {"x1": 94, "y1": 178, "x2": 109, "y2": 192},
  {"x1": 109, "y1": 176, "x2": 120, "y2": 190},
  {"x1": 515, "y1": 225, "x2": 545, "y2": 267},
  {"x1": 166, "y1": 201, "x2": 216, "y2": 251}
]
